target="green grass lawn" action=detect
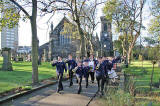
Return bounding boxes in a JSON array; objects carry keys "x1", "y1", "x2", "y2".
[
  {"x1": 100, "y1": 60, "x2": 160, "y2": 106},
  {"x1": 0, "y1": 57, "x2": 57, "y2": 93},
  {"x1": 124, "y1": 60, "x2": 160, "y2": 93}
]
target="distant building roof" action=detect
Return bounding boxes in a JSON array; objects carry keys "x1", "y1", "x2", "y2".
[{"x1": 17, "y1": 46, "x2": 31, "y2": 53}]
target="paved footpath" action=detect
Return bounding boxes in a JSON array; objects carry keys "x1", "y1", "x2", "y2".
[{"x1": 0, "y1": 78, "x2": 100, "y2": 106}]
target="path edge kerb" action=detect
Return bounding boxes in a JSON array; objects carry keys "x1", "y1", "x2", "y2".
[{"x1": 0, "y1": 77, "x2": 69, "y2": 104}]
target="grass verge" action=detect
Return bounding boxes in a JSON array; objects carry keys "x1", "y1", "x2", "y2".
[{"x1": 0, "y1": 57, "x2": 57, "y2": 93}]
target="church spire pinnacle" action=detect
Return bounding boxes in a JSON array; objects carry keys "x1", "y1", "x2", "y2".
[{"x1": 51, "y1": 22, "x2": 53, "y2": 32}]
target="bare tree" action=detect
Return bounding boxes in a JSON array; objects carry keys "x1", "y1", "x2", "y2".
[
  {"x1": 40, "y1": 0, "x2": 105, "y2": 58},
  {"x1": 80, "y1": 0, "x2": 100, "y2": 55}
]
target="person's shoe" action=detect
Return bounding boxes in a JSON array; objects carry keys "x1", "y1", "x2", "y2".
[
  {"x1": 59, "y1": 87, "x2": 63, "y2": 91},
  {"x1": 69, "y1": 82, "x2": 73, "y2": 87},
  {"x1": 92, "y1": 81, "x2": 94, "y2": 83},
  {"x1": 69, "y1": 84, "x2": 71, "y2": 87},
  {"x1": 77, "y1": 90, "x2": 81, "y2": 94},
  {"x1": 56, "y1": 90, "x2": 60, "y2": 93},
  {"x1": 101, "y1": 91, "x2": 104, "y2": 96}
]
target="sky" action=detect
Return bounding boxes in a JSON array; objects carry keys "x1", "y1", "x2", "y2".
[{"x1": 18, "y1": 0, "x2": 152, "y2": 46}]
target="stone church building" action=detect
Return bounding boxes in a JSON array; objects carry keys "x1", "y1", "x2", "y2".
[
  {"x1": 39, "y1": 16, "x2": 113, "y2": 61},
  {"x1": 100, "y1": 16, "x2": 113, "y2": 56}
]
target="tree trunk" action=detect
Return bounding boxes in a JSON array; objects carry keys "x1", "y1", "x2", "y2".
[
  {"x1": 128, "y1": 34, "x2": 139, "y2": 64},
  {"x1": 158, "y1": 61, "x2": 160, "y2": 68},
  {"x1": 150, "y1": 63, "x2": 154, "y2": 91},
  {"x1": 123, "y1": 48, "x2": 125, "y2": 56},
  {"x1": 84, "y1": 34, "x2": 94, "y2": 56},
  {"x1": 9, "y1": 0, "x2": 39, "y2": 85},
  {"x1": 77, "y1": 23, "x2": 85, "y2": 58},
  {"x1": 128, "y1": 46, "x2": 133, "y2": 64},
  {"x1": 126, "y1": 0, "x2": 144, "y2": 64},
  {"x1": 73, "y1": 0, "x2": 85, "y2": 58},
  {"x1": 121, "y1": 40, "x2": 127, "y2": 57},
  {"x1": 30, "y1": 0, "x2": 38, "y2": 85},
  {"x1": 89, "y1": 40, "x2": 94, "y2": 55}
]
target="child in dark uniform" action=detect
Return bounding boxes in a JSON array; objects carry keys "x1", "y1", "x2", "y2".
[
  {"x1": 88, "y1": 54, "x2": 98, "y2": 83},
  {"x1": 65, "y1": 54, "x2": 77, "y2": 87},
  {"x1": 95, "y1": 57, "x2": 106, "y2": 95},
  {"x1": 73, "y1": 61, "x2": 83, "y2": 94},
  {"x1": 51, "y1": 56, "x2": 67, "y2": 93},
  {"x1": 83, "y1": 61, "x2": 91, "y2": 88},
  {"x1": 102, "y1": 57, "x2": 110, "y2": 85}
]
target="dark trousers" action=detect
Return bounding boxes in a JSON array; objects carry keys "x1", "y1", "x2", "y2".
[
  {"x1": 104, "y1": 74, "x2": 109, "y2": 92},
  {"x1": 77, "y1": 76, "x2": 82, "y2": 94},
  {"x1": 57, "y1": 73, "x2": 63, "y2": 92},
  {"x1": 89, "y1": 72, "x2": 95, "y2": 82},
  {"x1": 96, "y1": 75, "x2": 106, "y2": 94},
  {"x1": 69, "y1": 70, "x2": 73, "y2": 86},
  {"x1": 84, "y1": 73, "x2": 89, "y2": 88},
  {"x1": 105, "y1": 74, "x2": 109, "y2": 85}
]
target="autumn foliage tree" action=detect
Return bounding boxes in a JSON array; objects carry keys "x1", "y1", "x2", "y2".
[
  {"x1": 0, "y1": 0, "x2": 47, "y2": 84},
  {"x1": 103, "y1": 0, "x2": 146, "y2": 64},
  {"x1": 149, "y1": 0, "x2": 160, "y2": 38}
]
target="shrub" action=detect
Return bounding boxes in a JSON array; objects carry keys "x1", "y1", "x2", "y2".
[{"x1": 103, "y1": 89, "x2": 134, "y2": 106}]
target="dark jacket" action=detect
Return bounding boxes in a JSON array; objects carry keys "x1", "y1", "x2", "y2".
[
  {"x1": 102, "y1": 60, "x2": 110, "y2": 75},
  {"x1": 66, "y1": 59, "x2": 77, "y2": 71},
  {"x1": 83, "y1": 66, "x2": 90, "y2": 78},
  {"x1": 83, "y1": 59, "x2": 90, "y2": 63},
  {"x1": 52, "y1": 61, "x2": 67, "y2": 74},
  {"x1": 74, "y1": 66, "x2": 84, "y2": 78},
  {"x1": 95, "y1": 62, "x2": 105, "y2": 77},
  {"x1": 112, "y1": 59, "x2": 116, "y2": 67},
  {"x1": 94, "y1": 59, "x2": 99, "y2": 66}
]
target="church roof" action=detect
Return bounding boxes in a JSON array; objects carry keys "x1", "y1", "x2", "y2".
[{"x1": 52, "y1": 16, "x2": 77, "y2": 32}]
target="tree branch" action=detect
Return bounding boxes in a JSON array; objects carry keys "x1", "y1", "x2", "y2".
[{"x1": 9, "y1": 0, "x2": 30, "y2": 18}]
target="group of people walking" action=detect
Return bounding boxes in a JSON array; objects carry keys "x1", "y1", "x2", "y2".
[{"x1": 51, "y1": 54, "x2": 117, "y2": 95}]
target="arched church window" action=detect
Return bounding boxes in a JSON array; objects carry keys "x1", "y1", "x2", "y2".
[
  {"x1": 64, "y1": 35, "x2": 66, "y2": 44},
  {"x1": 62, "y1": 35, "x2": 64, "y2": 45},
  {"x1": 66, "y1": 36, "x2": 68, "y2": 44},
  {"x1": 69, "y1": 33, "x2": 71, "y2": 43}
]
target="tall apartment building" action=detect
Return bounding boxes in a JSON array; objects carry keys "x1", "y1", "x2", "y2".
[
  {"x1": 0, "y1": 1, "x2": 18, "y2": 50},
  {"x1": 1, "y1": 26, "x2": 18, "y2": 50}
]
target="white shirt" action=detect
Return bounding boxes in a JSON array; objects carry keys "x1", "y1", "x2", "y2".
[{"x1": 89, "y1": 60, "x2": 95, "y2": 72}]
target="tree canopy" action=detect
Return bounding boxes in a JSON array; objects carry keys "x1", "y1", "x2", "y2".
[
  {"x1": 149, "y1": 0, "x2": 160, "y2": 38},
  {"x1": 103, "y1": 0, "x2": 146, "y2": 63}
]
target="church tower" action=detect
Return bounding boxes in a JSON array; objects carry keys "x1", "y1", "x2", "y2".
[{"x1": 100, "y1": 16, "x2": 113, "y2": 56}]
